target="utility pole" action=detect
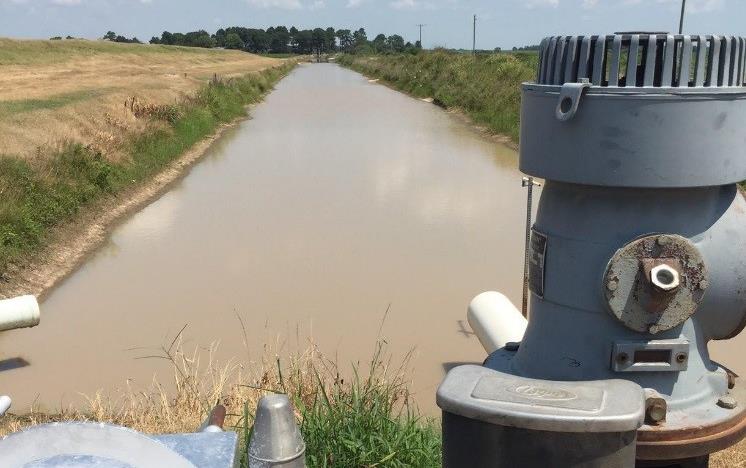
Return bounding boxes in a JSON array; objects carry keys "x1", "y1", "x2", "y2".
[
  {"x1": 678, "y1": 0, "x2": 687, "y2": 34},
  {"x1": 472, "y1": 14, "x2": 477, "y2": 55},
  {"x1": 417, "y1": 23, "x2": 426, "y2": 46}
]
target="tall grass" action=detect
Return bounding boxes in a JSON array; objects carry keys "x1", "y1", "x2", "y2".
[
  {"x1": 337, "y1": 50, "x2": 538, "y2": 143},
  {"x1": 0, "y1": 340, "x2": 441, "y2": 467},
  {"x1": 0, "y1": 63, "x2": 294, "y2": 274}
]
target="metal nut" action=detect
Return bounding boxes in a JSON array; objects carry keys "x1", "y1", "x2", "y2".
[
  {"x1": 718, "y1": 395, "x2": 738, "y2": 409},
  {"x1": 650, "y1": 264, "x2": 680, "y2": 292},
  {"x1": 675, "y1": 353, "x2": 688, "y2": 364},
  {"x1": 645, "y1": 397, "x2": 667, "y2": 424},
  {"x1": 727, "y1": 372, "x2": 737, "y2": 390}
]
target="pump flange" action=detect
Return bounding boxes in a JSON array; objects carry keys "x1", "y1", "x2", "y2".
[
  {"x1": 636, "y1": 384, "x2": 746, "y2": 461},
  {"x1": 603, "y1": 234, "x2": 708, "y2": 335}
]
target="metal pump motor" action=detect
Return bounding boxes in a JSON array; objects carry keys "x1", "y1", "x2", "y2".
[{"x1": 438, "y1": 34, "x2": 746, "y2": 467}]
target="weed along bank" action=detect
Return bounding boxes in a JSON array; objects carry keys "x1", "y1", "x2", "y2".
[{"x1": 2, "y1": 34, "x2": 746, "y2": 468}]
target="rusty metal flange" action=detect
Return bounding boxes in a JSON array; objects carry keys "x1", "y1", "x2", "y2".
[
  {"x1": 636, "y1": 386, "x2": 746, "y2": 461},
  {"x1": 603, "y1": 234, "x2": 709, "y2": 334}
]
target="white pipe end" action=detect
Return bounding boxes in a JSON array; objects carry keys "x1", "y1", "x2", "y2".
[
  {"x1": 467, "y1": 291, "x2": 527, "y2": 354},
  {"x1": 0, "y1": 295, "x2": 40, "y2": 332}
]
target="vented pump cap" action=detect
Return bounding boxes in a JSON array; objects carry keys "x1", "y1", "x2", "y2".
[{"x1": 520, "y1": 34, "x2": 746, "y2": 188}]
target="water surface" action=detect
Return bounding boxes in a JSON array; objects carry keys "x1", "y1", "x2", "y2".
[
  {"x1": 1, "y1": 64, "x2": 527, "y2": 412},
  {"x1": 4, "y1": 64, "x2": 742, "y2": 414}
]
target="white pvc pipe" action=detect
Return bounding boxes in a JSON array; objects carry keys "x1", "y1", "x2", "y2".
[
  {"x1": 0, "y1": 295, "x2": 40, "y2": 332},
  {"x1": 0, "y1": 396, "x2": 11, "y2": 416},
  {"x1": 467, "y1": 291, "x2": 527, "y2": 354}
]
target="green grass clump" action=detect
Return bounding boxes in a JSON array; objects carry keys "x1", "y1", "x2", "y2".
[
  {"x1": 235, "y1": 345, "x2": 441, "y2": 468},
  {"x1": 337, "y1": 50, "x2": 538, "y2": 143},
  {"x1": 0, "y1": 63, "x2": 294, "y2": 273},
  {"x1": 298, "y1": 369, "x2": 441, "y2": 466}
]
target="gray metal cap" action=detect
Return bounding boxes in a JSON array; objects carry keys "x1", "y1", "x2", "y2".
[
  {"x1": 248, "y1": 395, "x2": 306, "y2": 468},
  {"x1": 437, "y1": 365, "x2": 645, "y2": 433}
]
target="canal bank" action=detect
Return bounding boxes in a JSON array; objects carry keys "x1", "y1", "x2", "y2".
[
  {"x1": 0, "y1": 62, "x2": 295, "y2": 301},
  {"x1": 0, "y1": 63, "x2": 528, "y2": 414},
  {"x1": 2, "y1": 62, "x2": 744, "y2": 466}
]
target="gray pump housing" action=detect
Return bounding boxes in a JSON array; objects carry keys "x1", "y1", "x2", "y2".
[{"x1": 440, "y1": 33, "x2": 746, "y2": 467}]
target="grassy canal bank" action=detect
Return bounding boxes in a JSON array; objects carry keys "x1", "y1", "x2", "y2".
[
  {"x1": 337, "y1": 50, "x2": 538, "y2": 144},
  {"x1": 0, "y1": 39, "x2": 291, "y2": 292},
  {"x1": 0, "y1": 342, "x2": 442, "y2": 467}
]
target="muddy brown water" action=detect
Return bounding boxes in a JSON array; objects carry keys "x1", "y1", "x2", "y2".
[{"x1": 1, "y1": 63, "x2": 743, "y2": 415}]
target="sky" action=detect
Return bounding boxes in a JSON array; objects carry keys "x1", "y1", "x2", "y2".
[{"x1": 0, "y1": 0, "x2": 744, "y2": 50}]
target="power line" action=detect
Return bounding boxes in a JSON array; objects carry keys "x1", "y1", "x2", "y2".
[{"x1": 678, "y1": 0, "x2": 687, "y2": 34}]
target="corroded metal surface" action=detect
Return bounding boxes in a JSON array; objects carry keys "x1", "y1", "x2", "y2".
[
  {"x1": 636, "y1": 385, "x2": 746, "y2": 461},
  {"x1": 603, "y1": 234, "x2": 708, "y2": 334}
]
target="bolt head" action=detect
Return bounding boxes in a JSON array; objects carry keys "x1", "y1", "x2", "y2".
[
  {"x1": 650, "y1": 264, "x2": 680, "y2": 292},
  {"x1": 718, "y1": 395, "x2": 738, "y2": 410},
  {"x1": 728, "y1": 372, "x2": 737, "y2": 390},
  {"x1": 645, "y1": 397, "x2": 667, "y2": 424}
]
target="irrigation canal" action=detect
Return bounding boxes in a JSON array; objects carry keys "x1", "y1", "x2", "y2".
[{"x1": 1, "y1": 63, "x2": 743, "y2": 413}]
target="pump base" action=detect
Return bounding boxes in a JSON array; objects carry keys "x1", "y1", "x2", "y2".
[{"x1": 636, "y1": 385, "x2": 746, "y2": 462}]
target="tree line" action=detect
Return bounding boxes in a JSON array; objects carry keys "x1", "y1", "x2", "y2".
[{"x1": 101, "y1": 26, "x2": 421, "y2": 55}]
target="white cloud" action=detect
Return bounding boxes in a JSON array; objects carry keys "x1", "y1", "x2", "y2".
[
  {"x1": 244, "y1": 0, "x2": 331, "y2": 8},
  {"x1": 582, "y1": 0, "x2": 599, "y2": 8},
  {"x1": 346, "y1": 0, "x2": 365, "y2": 7},
  {"x1": 523, "y1": 0, "x2": 559, "y2": 8},
  {"x1": 244, "y1": 0, "x2": 303, "y2": 9},
  {"x1": 684, "y1": 0, "x2": 724, "y2": 13},
  {"x1": 51, "y1": 0, "x2": 81, "y2": 5},
  {"x1": 389, "y1": 0, "x2": 434, "y2": 9}
]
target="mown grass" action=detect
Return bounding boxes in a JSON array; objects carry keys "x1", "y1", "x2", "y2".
[
  {"x1": 0, "y1": 63, "x2": 294, "y2": 273},
  {"x1": 337, "y1": 50, "x2": 538, "y2": 143},
  {"x1": 0, "y1": 89, "x2": 109, "y2": 116},
  {"x1": 0, "y1": 38, "x2": 221, "y2": 66},
  {"x1": 0, "y1": 341, "x2": 441, "y2": 467}
]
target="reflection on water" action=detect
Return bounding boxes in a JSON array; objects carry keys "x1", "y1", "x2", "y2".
[
  {"x1": 2, "y1": 64, "x2": 526, "y2": 414},
  {"x1": 2, "y1": 64, "x2": 743, "y2": 415}
]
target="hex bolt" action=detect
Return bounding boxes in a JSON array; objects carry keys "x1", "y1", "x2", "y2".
[
  {"x1": 650, "y1": 264, "x2": 680, "y2": 292},
  {"x1": 645, "y1": 396, "x2": 667, "y2": 424},
  {"x1": 675, "y1": 353, "x2": 688, "y2": 364},
  {"x1": 727, "y1": 372, "x2": 737, "y2": 390},
  {"x1": 717, "y1": 395, "x2": 738, "y2": 410}
]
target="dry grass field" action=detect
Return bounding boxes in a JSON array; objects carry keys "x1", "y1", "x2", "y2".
[{"x1": 0, "y1": 38, "x2": 278, "y2": 161}]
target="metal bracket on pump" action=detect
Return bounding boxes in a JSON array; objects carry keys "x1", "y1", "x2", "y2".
[{"x1": 555, "y1": 80, "x2": 590, "y2": 121}]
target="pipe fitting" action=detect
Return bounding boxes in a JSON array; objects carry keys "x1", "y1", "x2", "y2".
[{"x1": 650, "y1": 264, "x2": 680, "y2": 292}]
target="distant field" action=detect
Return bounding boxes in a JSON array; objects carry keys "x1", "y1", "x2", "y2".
[{"x1": 0, "y1": 38, "x2": 278, "y2": 160}]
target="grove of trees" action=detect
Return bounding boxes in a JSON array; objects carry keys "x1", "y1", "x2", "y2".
[
  {"x1": 102, "y1": 31, "x2": 142, "y2": 44},
  {"x1": 143, "y1": 26, "x2": 421, "y2": 55}
]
